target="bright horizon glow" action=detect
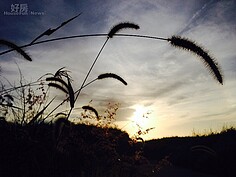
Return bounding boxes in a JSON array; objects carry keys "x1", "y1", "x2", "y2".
[{"x1": 131, "y1": 104, "x2": 150, "y2": 128}]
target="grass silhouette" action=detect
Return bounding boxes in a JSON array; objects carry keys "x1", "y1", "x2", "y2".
[
  {"x1": 97, "y1": 73, "x2": 128, "y2": 85},
  {"x1": 0, "y1": 19, "x2": 227, "y2": 177},
  {"x1": 108, "y1": 22, "x2": 140, "y2": 38},
  {"x1": 82, "y1": 105, "x2": 99, "y2": 119},
  {"x1": 0, "y1": 39, "x2": 32, "y2": 61},
  {"x1": 168, "y1": 36, "x2": 223, "y2": 84}
]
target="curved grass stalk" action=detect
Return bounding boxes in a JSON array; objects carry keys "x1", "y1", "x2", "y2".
[{"x1": 0, "y1": 34, "x2": 167, "y2": 56}]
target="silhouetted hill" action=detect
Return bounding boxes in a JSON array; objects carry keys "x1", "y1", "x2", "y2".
[
  {"x1": 0, "y1": 119, "x2": 135, "y2": 177},
  {"x1": 0, "y1": 119, "x2": 235, "y2": 177},
  {"x1": 143, "y1": 128, "x2": 236, "y2": 177}
]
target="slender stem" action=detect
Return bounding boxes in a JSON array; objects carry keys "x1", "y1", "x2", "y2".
[
  {"x1": 82, "y1": 78, "x2": 98, "y2": 89},
  {"x1": 0, "y1": 80, "x2": 44, "y2": 95},
  {"x1": 76, "y1": 38, "x2": 109, "y2": 100},
  {"x1": 66, "y1": 38, "x2": 109, "y2": 120},
  {"x1": 116, "y1": 34, "x2": 167, "y2": 41},
  {"x1": 0, "y1": 33, "x2": 167, "y2": 56}
]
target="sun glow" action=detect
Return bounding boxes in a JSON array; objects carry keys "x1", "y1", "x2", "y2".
[{"x1": 131, "y1": 104, "x2": 150, "y2": 128}]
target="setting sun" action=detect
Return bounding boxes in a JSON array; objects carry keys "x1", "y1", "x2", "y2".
[{"x1": 131, "y1": 104, "x2": 151, "y2": 128}]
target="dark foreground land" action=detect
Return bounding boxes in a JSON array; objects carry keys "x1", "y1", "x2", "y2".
[{"x1": 0, "y1": 119, "x2": 235, "y2": 177}]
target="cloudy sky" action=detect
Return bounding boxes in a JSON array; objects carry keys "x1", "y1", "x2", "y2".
[{"x1": 0, "y1": 0, "x2": 236, "y2": 139}]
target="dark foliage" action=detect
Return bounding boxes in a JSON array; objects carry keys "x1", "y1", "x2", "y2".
[
  {"x1": 143, "y1": 129, "x2": 236, "y2": 177},
  {"x1": 1, "y1": 119, "x2": 235, "y2": 177},
  {"x1": 0, "y1": 120, "x2": 143, "y2": 177}
]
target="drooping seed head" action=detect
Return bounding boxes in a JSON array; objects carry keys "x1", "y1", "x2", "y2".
[
  {"x1": 98, "y1": 73, "x2": 127, "y2": 85},
  {"x1": 48, "y1": 83, "x2": 68, "y2": 94},
  {"x1": 82, "y1": 105, "x2": 99, "y2": 119},
  {"x1": 168, "y1": 36, "x2": 223, "y2": 85},
  {"x1": 108, "y1": 22, "x2": 140, "y2": 38},
  {"x1": 46, "y1": 77, "x2": 69, "y2": 89},
  {"x1": 0, "y1": 39, "x2": 32, "y2": 61}
]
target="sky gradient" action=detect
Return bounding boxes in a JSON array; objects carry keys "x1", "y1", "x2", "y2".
[{"x1": 1, "y1": 0, "x2": 236, "y2": 139}]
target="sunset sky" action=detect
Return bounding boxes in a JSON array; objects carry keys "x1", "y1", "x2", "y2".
[{"x1": 0, "y1": 0, "x2": 236, "y2": 139}]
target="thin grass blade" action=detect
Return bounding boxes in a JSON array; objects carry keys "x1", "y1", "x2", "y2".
[{"x1": 28, "y1": 97, "x2": 55, "y2": 125}]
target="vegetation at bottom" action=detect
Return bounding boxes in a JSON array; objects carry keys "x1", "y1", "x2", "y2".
[
  {"x1": 144, "y1": 127, "x2": 236, "y2": 177},
  {"x1": 0, "y1": 119, "x2": 236, "y2": 177}
]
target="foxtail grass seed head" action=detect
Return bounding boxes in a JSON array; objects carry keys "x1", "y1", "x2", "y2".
[
  {"x1": 82, "y1": 105, "x2": 99, "y2": 119},
  {"x1": 0, "y1": 39, "x2": 32, "y2": 61},
  {"x1": 46, "y1": 77, "x2": 69, "y2": 89},
  {"x1": 46, "y1": 76, "x2": 74, "y2": 108},
  {"x1": 98, "y1": 73, "x2": 127, "y2": 85},
  {"x1": 53, "y1": 67, "x2": 72, "y2": 80},
  {"x1": 48, "y1": 83, "x2": 68, "y2": 94},
  {"x1": 168, "y1": 36, "x2": 223, "y2": 84},
  {"x1": 108, "y1": 22, "x2": 140, "y2": 38}
]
